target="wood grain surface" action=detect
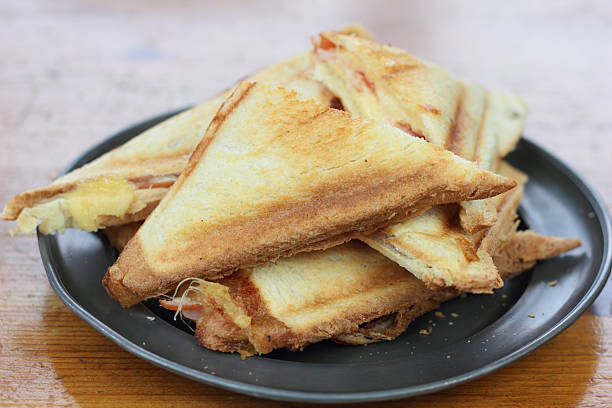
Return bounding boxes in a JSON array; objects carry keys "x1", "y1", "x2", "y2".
[{"x1": 1, "y1": 1, "x2": 610, "y2": 407}]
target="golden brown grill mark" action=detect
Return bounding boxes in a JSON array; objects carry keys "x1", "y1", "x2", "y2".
[
  {"x1": 439, "y1": 204, "x2": 480, "y2": 261},
  {"x1": 444, "y1": 84, "x2": 467, "y2": 155},
  {"x1": 221, "y1": 271, "x2": 295, "y2": 353},
  {"x1": 418, "y1": 104, "x2": 441, "y2": 115},
  {"x1": 355, "y1": 70, "x2": 377, "y2": 94},
  {"x1": 472, "y1": 91, "x2": 490, "y2": 164}
]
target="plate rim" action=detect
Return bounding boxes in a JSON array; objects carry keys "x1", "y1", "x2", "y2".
[{"x1": 38, "y1": 110, "x2": 612, "y2": 403}]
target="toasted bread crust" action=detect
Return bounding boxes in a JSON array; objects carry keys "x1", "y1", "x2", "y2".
[
  {"x1": 107, "y1": 174, "x2": 513, "y2": 307},
  {"x1": 337, "y1": 230, "x2": 581, "y2": 345},
  {"x1": 193, "y1": 242, "x2": 434, "y2": 355},
  {"x1": 2, "y1": 183, "x2": 75, "y2": 220},
  {"x1": 191, "y1": 226, "x2": 580, "y2": 354},
  {"x1": 104, "y1": 82, "x2": 515, "y2": 306},
  {"x1": 493, "y1": 230, "x2": 582, "y2": 279},
  {"x1": 2, "y1": 50, "x2": 340, "y2": 233},
  {"x1": 311, "y1": 33, "x2": 527, "y2": 234},
  {"x1": 4, "y1": 25, "x2": 375, "y2": 231},
  {"x1": 333, "y1": 299, "x2": 445, "y2": 345},
  {"x1": 359, "y1": 161, "x2": 525, "y2": 294}
]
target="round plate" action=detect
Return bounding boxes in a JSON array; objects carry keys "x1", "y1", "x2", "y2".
[{"x1": 38, "y1": 110, "x2": 611, "y2": 403}]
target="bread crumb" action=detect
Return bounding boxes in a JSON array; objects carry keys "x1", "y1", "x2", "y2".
[
  {"x1": 446, "y1": 355, "x2": 451, "y2": 359},
  {"x1": 419, "y1": 326, "x2": 433, "y2": 335},
  {"x1": 450, "y1": 312, "x2": 459, "y2": 318},
  {"x1": 448, "y1": 321, "x2": 454, "y2": 326},
  {"x1": 549, "y1": 280, "x2": 558, "y2": 287},
  {"x1": 434, "y1": 311, "x2": 446, "y2": 318},
  {"x1": 528, "y1": 313, "x2": 535, "y2": 318}
]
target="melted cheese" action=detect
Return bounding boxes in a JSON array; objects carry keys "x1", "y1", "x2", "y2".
[
  {"x1": 13, "y1": 199, "x2": 70, "y2": 235},
  {"x1": 64, "y1": 176, "x2": 135, "y2": 231}
]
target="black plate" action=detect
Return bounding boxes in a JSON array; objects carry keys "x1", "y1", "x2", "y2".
[{"x1": 38, "y1": 111, "x2": 611, "y2": 403}]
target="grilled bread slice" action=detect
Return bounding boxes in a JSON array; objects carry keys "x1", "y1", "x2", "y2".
[
  {"x1": 359, "y1": 161, "x2": 526, "y2": 293},
  {"x1": 165, "y1": 241, "x2": 441, "y2": 357},
  {"x1": 491, "y1": 230, "x2": 582, "y2": 280},
  {"x1": 337, "y1": 230, "x2": 581, "y2": 345},
  {"x1": 2, "y1": 53, "x2": 336, "y2": 235},
  {"x1": 3, "y1": 22, "x2": 377, "y2": 235},
  {"x1": 103, "y1": 82, "x2": 515, "y2": 307},
  {"x1": 159, "y1": 230, "x2": 579, "y2": 357},
  {"x1": 106, "y1": 163, "x2": 531, "y2": 298},
  {"x1": 311, "y1": 32, "x2": 527, "y2": 232},
  {"x1": 3, "y1": 25, "x2": 371, "y2": 235}
]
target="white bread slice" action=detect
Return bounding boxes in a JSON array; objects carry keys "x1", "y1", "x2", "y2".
[
  {"x1": 172, "y1": 241, "x2": 445, "y2": 357},
  {"x1": 338, "y1": 230, "x2": 581, "y2": 345},
  {"x1": 311, "y1": 32, "x2": 527, "y2": 232},
  {"x1": 2, "y1": 52, "x2": 336, "y2": 235},
  {"x1": 359, "y1": 161, "x2": 526, "y2": 293},
  {"x1": 3, "y1": 25, "x2": 372, "y2": 235},
  {"x1": 164, "y1": 228, "x2": 579, "y2": 356},
  {"x1": 103, "y1": 82, "x2": 516, "y2": 306}
]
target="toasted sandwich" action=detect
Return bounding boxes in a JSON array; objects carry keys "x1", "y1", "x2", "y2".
[
  {"x1": 103, "y1": 81, "x2": 515, "y2": 307},
  {"x1": 336, "y1": 230, "x2": 582, "y2": 345},
  {"x1": 359, "y1": 161, "x2": 526, "y2": 293},
  {"x1": 311, "y1": 32, "x2": 527, "y2": 232},
  {"x1": 158, "y1": 232, "x2": 579, "y2": 357},
  {"x1": 2, "y1": 26, "x2": 373, "y2": 235},
  {"x1": 310, "y1": 32, "x2": 528, "y2": 292}
]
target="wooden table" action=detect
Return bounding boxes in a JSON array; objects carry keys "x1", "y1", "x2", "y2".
[{"x1": 1, "y1": 1, "x2": 610, "y2": 406}]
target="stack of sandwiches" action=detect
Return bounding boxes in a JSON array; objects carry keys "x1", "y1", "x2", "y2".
[{"x1": 2, "y1": 26, "x2": 580, "y2": 358}]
